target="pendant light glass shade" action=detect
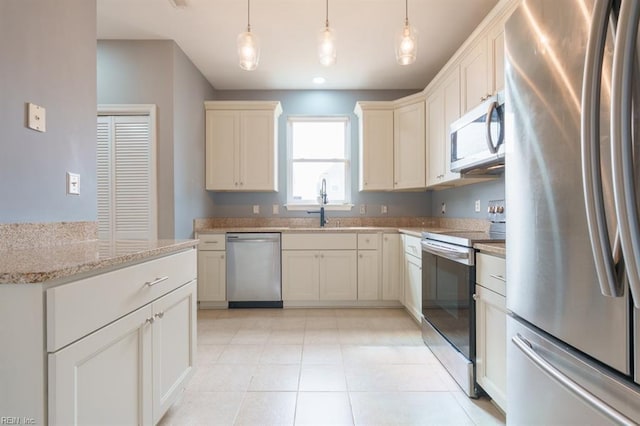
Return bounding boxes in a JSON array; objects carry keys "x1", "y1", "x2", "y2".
[
  {"x1": 237, "y1": 0, "x2": 259, "y2": 71},
  {"x1": 396, "y1": 0, "x2": 417, "y2": 65},
  {"x1": 237, "y1": 30, "x2": 260, "y2": 71},
  {"x1": 318, "y1": 0, "x2": 336, "y2": 66},
  {"x1": 318, "y1": 26, "x2": 337, "y2": 67}
]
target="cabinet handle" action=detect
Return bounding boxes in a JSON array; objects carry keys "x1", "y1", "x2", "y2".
[
  {"x1": 145, "y1": 276, "x2": 169, "y2": 287},
  {"x1": 145, "y1": 317, "x2": 155, "y2": 324},
  {"x1": 320, "y1": 254, "x2": 324, "y2": 258},
  {"x1": 221, "y1": 254, "x2": 225, "y2": 259},
  {"x1": 154, "y1": 312, "x2": 164, "y2": 319},
  {"x1": 472, "y1": 293, "x2": 479, "y2": 301},
  {"x1": 489, "y1": 273, "x2": 506, "y2": 282},
  {"x1": 359, "y1": 254, "x2": 363, "y2": 258},
  {"x1": 314, "y1": 254, "x2": 319, "y2": 258}
]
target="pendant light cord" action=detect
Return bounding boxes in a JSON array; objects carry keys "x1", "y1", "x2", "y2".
[
  {"x1": 325, "y1": 0, "x2": 329, "y2": 28},
  {"x1": 247, "y1": 0, "x2": 251, "y2": 32},
  {"x1": 405, "y1": 0, "x2": 409, "y2": 26}
]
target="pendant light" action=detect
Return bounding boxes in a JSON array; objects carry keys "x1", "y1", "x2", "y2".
[
  {"x1": 318, "y1": 0, "x2": 336, "y2": 67},
  {"x1": 237, "y1": 0, "x2": 260, "y2": 71},
  {"x1": 396, "y1": 0, "x2": 418, "y2": 65}
]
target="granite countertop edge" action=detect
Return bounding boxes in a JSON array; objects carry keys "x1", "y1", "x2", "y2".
[
  {"x1": 195, "y1": 226, "x2": 453, "y2": 238},
  {"x1": 0, "y1": 239, "x2": 198, "y2": 285},
  {"x1": 474, "y1": 242, "x2": 506, "y2": 256}
]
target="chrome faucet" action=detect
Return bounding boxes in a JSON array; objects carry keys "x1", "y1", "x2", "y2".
[{"x1": 307, "y1": 178, "x2": 329, "y2": 227}]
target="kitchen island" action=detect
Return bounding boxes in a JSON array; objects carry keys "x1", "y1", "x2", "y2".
[{"x1": 0, "y1": 237, "x2": 198, "y2": 425}]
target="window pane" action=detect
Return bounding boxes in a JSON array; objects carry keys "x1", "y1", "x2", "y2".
[
  {"x1": 291, "y1": 121, "x2": 345, "y2": 159},
  {"x1": 291, "y1": 162, "x2": 346, "y2": 203}
]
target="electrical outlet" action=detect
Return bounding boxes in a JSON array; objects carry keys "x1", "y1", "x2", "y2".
[
  {"x1": 381, "y1": 205, "x2": 388, "y2": 214},
  {"x1": 441, "y1": 202, "x2": 446, "y2": 215},
  {"x1": 474, "y1": 200, "x2": 481, "y2": 213},
  {"x1": 252, "y1": 205, "x2": 260, "y2": 214},
  {"x1": 66, "y1": 172, "x2": 80, "y2": 195},
  {"x1": 272, "y1": 204, "x2": 279, "y2": 215},
  {"x1": 359, "y1": 205, "x2": 366, "y2": 215}
]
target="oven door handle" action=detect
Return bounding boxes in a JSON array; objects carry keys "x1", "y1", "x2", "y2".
[{"x1": 421, "y1": 241, "x2": 472, "y2": 265}]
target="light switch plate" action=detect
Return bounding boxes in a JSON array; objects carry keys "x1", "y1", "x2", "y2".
[
  {"x1": 27, "y1": 103, "x2": 46, "y2": 132},
  {"x1": 474, "y1": 200, "x2": 481, "y2": 212},
  {"x1": 359, "y1": 205, "x2": 366, "y2": 215},
  {"x1": 253, "y1": 205, "x2": 260, "y2": 214},
  {"x1": 66, "y1": 172, "x2": 80, "y2": 195},
  {"x1": 272, "y1": 204, "x2": 279, "y2": 215},
  {"x1": 381, "y1": 205, "x2": 388, "y2": 214}
]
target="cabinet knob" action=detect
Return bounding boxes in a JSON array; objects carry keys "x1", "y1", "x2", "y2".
[
  {"x1": 320, "y1": 254, "x2": 324, "y2": 258},
  {"x1": 359, "y1": 254, "x2": 363, "y2": 258},
  {"x1": 154, "y1": 312, "x2": 164, "y2": 319},
  {"x1": 472, "y1": 294, "x2": 479, "y2": 301},
  {"x1": 145, "y1": 317, "x2": 155, "y2": 324}
]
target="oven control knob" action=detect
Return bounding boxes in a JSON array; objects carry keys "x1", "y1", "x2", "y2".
[{"x1": 497, "y1": 205, "x2": 504, "y2": 214}]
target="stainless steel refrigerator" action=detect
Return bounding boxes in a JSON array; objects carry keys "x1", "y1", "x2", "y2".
[{"x1": 505, "y1": 0, "x2": 640, "y2": 423}]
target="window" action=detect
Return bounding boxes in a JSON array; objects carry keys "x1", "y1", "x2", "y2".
[{"x1": 287, "y1": 117, "x2": 351, "y2": 208}]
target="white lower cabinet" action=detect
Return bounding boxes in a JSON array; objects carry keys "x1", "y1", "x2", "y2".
[
  {"x1": 319, "y1": 251, "x2": 358, "y2": 300},
  {"x1": 382, "y1": 233, "x2": 402, "y2": 301},
  {"x1": 49, "y1": 280, "x2": 197, "y2": 425},
  {"x1": 475, "y1": 252, "x2": 507, "y2": 412},
  {"x1": 357, "y1": 250, "x2": 380, "y2": 300},
  {"x1": 402, "y1": 235, "x2": 422, "y2": 323},
  {"x1": 282, "y1": 250, "x2": 320, "y2": 301},
  {"x1": 196, "y1": 233, "x2": 226, "y2": 306}
]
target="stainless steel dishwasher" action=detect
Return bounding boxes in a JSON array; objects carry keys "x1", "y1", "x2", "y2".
[{"x1": 226, "y1": 233, "x2": 282, "y2": 308}]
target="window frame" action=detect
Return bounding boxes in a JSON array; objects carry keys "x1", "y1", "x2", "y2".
[{"x1": 285, "y1": 115, "x2": 353, "y2": 211}]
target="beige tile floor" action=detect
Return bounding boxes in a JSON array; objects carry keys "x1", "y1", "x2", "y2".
[{"x1": 159, "y1": 308, "x2": 505, "y2": 426}]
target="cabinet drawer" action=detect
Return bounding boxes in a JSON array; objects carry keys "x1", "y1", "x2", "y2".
[
  {"x1": 476, "y1": 252, "x2": 506, "y2": 296},
  {"x1": 47, "y1": 249, "x2": 196, "y2": 352},
  {"x1": 358, "y1": 233, "x2": 381, "y2": 250},
  {"x1": 403, "y1": 235, "x2": 422, "y2": 259},
  {"x1": 282, "y1": 233, "x2": 357, "y2": 250},
  {"x1": 197, "y1": 233, "x2": 225, "y2": 250}
]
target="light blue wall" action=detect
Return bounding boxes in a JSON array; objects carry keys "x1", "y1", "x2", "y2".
[
  {"x1": 212, "y1": 90, "x2": 433, "y2": 218},
  {"x1": 0, "y1": 0, "x2": 97, "y2": 224},
  {"x1": 173, "y1": 45, "x2": 217, "y2": 238},
  {"x1": 97, "y1": 40, "x2": 218, "y2": 239},
  {"x1": 430, "y1": 174, "x2": 505, "y2": 219}
]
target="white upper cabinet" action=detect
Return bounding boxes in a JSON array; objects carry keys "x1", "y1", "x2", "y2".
[
  {"x1": 205, "y1": 101, "x2": 282, "y2": 191},
  {"x1": 355, "y1": 96, "x2": 426, "y2": 191},
  {"x1": 393, "y1": 98, "x2": 426, "y2": 190},
  {"x1": 355, "y1": 103, "x2": 395, "y2": 191},
  {"x1": 460, "y1": 38, "x2": 489, "y2": 114}
]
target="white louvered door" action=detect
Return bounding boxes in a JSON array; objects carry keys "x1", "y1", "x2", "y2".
[{"x1": 97, "y1": 115, "x2": 156, "y2": 240}]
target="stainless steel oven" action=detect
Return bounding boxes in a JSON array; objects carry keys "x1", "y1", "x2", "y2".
[{"x1": 421, "y1": 225, "x2": 505, "y2": 398}]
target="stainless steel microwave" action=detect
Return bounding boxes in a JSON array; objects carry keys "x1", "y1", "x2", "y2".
[{"x1": 450, "y1": 92, "x2": 505, "y2": 173}]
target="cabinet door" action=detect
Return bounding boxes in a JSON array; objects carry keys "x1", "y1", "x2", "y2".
[
  {"x1": 357, "y1": 250, "x2": 381, "y2": 300},
  {"x1": 475, "y1": 284, "x2": 507, "y2": 411},
  {"x1": 359, "y1": 109, "x2": 394, "y2": 191},
  {"x1": 319, "y1": 250, "x2": 358, "y2": 300},
  {"x1": 49, "y1": 305, "x2": 153, "y2": 425},
  {"x1": 152, "y1": 281, "x2": 197, "y2": 423},
  {"x1": 205, "y1": 110, "x2": 239, "y2": 190},
  {"x1": 460, "y1": 38, "x2": 489, "y2": 113},
  {"x1": 442, "y1": 68, "x2": 462, "y2": 182},
  {"x1": 403, "y1": 254, "x2": 422, "y2": 323},
  {"x1": 426, "y1": 88, "x2": 445, "y2": 186},
  {"x1": 197, "y1": 250, "x2": 226, "y2": 302},
  {"x1": 282, "y1": 251, "x2": 320, "y2": 301},
  {"x1": 487, "y1": 21, "x2": 505, "y2": 96},
  {"x1": 240, "y1": 110, "x2": 277, "y2": 191},
  {"x1": 393, "y1": 101, "x2": 426, "y2": 189},
  {"x1": 382, "y1": 233, "x2": 402, "y2": 301}
]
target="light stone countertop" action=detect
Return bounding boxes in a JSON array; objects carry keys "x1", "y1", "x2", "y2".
[
  {"x1": 196, "y1": 226, "x2": 454, "y2": 237},
  {"x1": 0, "y1": 239, "x2": 197, "y2": 285},
  {"x1": 474, "y1": 242, "x2": 506, "y2": 256}
]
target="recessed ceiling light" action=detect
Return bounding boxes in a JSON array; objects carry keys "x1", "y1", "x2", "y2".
[
  {"x1": 313, "y1": 77, "x2": 326, "y2": 84},
  {"x1": 168, "y1": 0, "x2": 188, "y2": 8}
]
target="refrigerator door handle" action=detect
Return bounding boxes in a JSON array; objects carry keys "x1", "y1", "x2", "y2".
[
  {"x1": 611, "y1": 0, "x2": 640, "y2": 308},
  {"x1": 581, "y1": 0, "x2": 624, "y2": 298},
  {"x1": 512, "y1": 334, "x2": 636, "y2": 426}
]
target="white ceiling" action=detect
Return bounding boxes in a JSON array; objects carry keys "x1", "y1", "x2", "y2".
[{"x1": 97, "y1": 0, "x2": 499, "y2": 90}]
